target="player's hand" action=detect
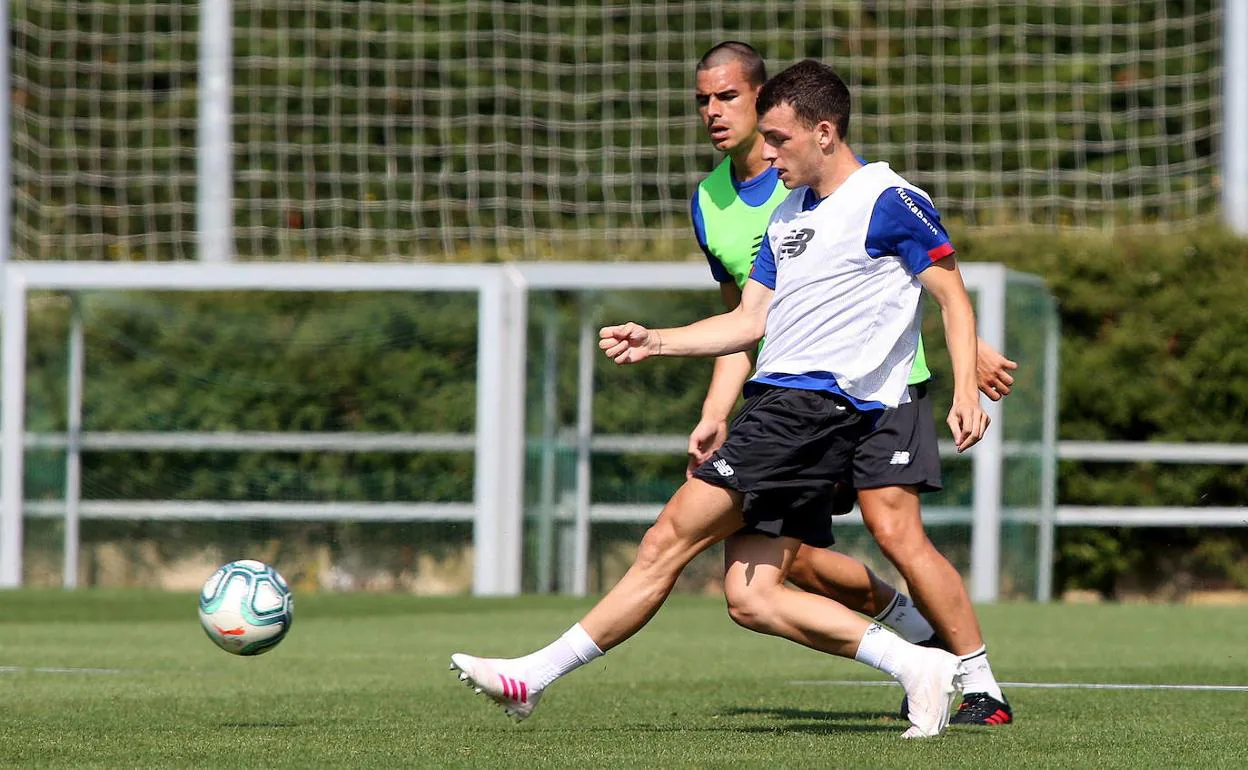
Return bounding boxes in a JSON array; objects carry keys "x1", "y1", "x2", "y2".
[
  {"x1": 685, "y1": 418, "x2": 728, "y2": 479},
  {"x1": 599, "y1": 322, "x2": 658, "y2": 365},
  {"x1": 976, "y1": 340, "x2": 1018, "y2": 401},
  {"x1": 947, "y1": 398, "x2": 990, "y2": 452}
]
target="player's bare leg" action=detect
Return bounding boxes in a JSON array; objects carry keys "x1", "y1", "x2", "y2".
[
  {"x1": 721, "y1": 533, "x2": 962, "y2": 737},
  {"x1": 778, "y1": 543, "x2": 940, "y2": 646},
  {"x1": 450, "y1": 478, "x2": 960, "y2": 736},
  {"x1": 858, "y1": 486, "x2": 980, "y2": 652},
  {"x1": 450, "y1": 478, "x2": 743, "y2": 720},
  {"x1": 784, "y1": 545, "x2": 894, "y2": 615},
  {"x1": 578, "y1": 479, "x2": 744, "y2": 648},
  {"x1": 859, "y1": 484, "x2": 1011, "y2": 724},
  {"x1": 722, "y1": 534, "x2": 872, "y2": 656}
]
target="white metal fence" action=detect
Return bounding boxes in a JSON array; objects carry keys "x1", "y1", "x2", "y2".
[
  {"x1": 7, "y1": 261, "x2": 1241, "y2": 602},
  {"x1": 1, "y1": 261, "x2": 1059, "y2": 600},
  {"x1": 1, "y1": 262, "x2": 530, "y2": 594}
]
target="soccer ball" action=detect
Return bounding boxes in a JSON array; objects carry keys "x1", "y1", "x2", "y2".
[{"x1": 198, "y1": 559, "x2": 294, "y2": 656}]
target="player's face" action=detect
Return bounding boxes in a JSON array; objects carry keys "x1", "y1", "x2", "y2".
[
  {"x1": 695, "y1": 63, "x2": 762, "y2": 153},
  {"x1": 759, "y1": 103, "x2": 830, "y2": 189}
]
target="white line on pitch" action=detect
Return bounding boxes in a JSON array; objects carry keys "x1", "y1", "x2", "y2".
[
  {"x1": 788, "y1": 680, "x2": 1248, "y2": 692},
  {"x1": 0, "y1": 666, "x2": 122, "y2": 675}
]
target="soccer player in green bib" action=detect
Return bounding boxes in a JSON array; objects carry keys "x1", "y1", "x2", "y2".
[{"x1": 688, "y1": 42, "x2": 1016, "y2": 726}]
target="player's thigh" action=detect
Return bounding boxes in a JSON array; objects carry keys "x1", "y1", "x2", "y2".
[
  {"x1": 644, "y1": 478, "x2": 746, "y2": 560},
  {"x1": 784, "y1": 543, "x2": 822, "y2": 587},
  {"x1": 853, "y1": 383, "x2": 942, "y2": 494},
  {"x1": 787, "y1": 543, "x2": 867, "y2": 591},
  {"x1": 723, "y1": 532, "x2": 801, "y2": 596},
  {"x1": 858, "y1": 484, "x2": 928, "y2": 551}
]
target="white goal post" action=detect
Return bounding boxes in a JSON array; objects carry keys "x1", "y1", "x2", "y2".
[
  {"x1": 0, "y1": 261, "x2": 1056, "y2": 601},
  {"x1": 0, "y1": 262, "x2": 530, "y2": 594}
]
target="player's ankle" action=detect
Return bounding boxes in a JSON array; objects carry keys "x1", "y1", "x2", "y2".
[
  {"x1": 872, "y1": 592, "x2": 936, "y2": 644},
  {"x1": 853, "y1": 623, "x2": 927, "y2": 680},
  {"x1": 516, "y1": 623, "x2": 604, "y2": 690},
  {"x1": 958, "y1": 644, "x2": 1005, "y2": 702}
]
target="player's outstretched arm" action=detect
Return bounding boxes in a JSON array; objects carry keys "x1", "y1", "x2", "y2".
[
  {"x1": 918, "y1": 257, "x2": 990, "y2": 452},
  {"x1": 599, "y1": 279, "x2": 772, "y2": 365}
]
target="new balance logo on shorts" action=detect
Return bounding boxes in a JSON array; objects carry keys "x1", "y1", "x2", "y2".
[
  {"x1": 712, "y1": 459, "x2": 735, "y2": 477},
  {"x1": 889, "y1": 451, "x2": 911, "y2": 465}
]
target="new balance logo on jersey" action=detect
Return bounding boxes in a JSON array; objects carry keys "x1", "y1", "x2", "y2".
[
  {"x1": 889, "y1": 451, "x2": 911, "y2": 465},
  {"x1": 778, "y1": 228, "x2": 815, "y2": 259},
  {"x1": 751, "y1": 232, "x2": 765, "y2": 258},
  {"x1": 712, "y1": 459, "x2": 735, "y2": 477}
]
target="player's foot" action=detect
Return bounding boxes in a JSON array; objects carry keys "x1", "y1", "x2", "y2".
[
  {"x1": 897, "y1": 634, "x2": 950, "y2": 720},
  {"x1": 449, "y1": 653, "x2": 543, "y2": 721},
  {"x1": 895, "y1": 648, "x2": 963, "y2": 738},
  {"x1": 949, "y1": 692, "x2": 1013, "y2": 726}
]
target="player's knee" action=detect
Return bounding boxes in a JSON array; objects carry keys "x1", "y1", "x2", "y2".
[
  {"x1": 862, "y1": 484, "x2": 915, "y2": 513},
  {"x1": 861, "y1": 489, "x2": 926, "y2": 551},
  {"x1": 634, "y1": 518, "x2": 683, "y2": 574},
  {"x1": 865, "y1": 514, "x2": 929, "y2": 561},
  {"x1": 724, "y1": 589, "x2": 766, "y2": 631},
  {"x1": 723, "y1": 578, "x2": 778, "y2": 632}
]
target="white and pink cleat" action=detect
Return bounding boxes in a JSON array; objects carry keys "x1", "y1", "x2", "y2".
[{"x1": 450, "y1": 653, "x2": 544, "y2": 722}]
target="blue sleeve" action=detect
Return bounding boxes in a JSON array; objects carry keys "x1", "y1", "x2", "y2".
[
  {"x1": 691, "y1": 191, "x2": 732, "y2": 283},
  {"x1": 864, "y1": 187, "x2": 955, "y2": 275},
  {"x1": 748, "y1": 235, "x2": 776, "y2": 289}
]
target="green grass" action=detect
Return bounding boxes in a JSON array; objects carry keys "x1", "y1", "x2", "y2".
[{"x1": 2, "y1": 592, "x2": 1247, "y2": 768}]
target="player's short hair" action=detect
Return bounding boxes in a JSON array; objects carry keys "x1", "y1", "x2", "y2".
[
  {"x1": 756, "y1": 59, "x2": 851, "y2": 139},
  {"x1": 696, "y1": 41, "x2": 767, "y2": 88}
]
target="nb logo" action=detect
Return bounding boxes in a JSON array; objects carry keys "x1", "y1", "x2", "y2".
[
  {"x1": 778, "y1": 228, "x2": 815, "y2": 259},
  {"x1": 712, "y1": 459, "x2": 735, "y2": 477},
  {"x1": 889, "y1": 451, "x2": 911, "y2": 466}
]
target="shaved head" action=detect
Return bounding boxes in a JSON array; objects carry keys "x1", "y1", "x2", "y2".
[{"x1": 696, "y1": 41, "x2": 766, "y2": 87}]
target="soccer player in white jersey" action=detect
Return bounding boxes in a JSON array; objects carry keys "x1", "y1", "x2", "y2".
[
  {"x1": 450, "y1": 60, "x2": 987, "y2": 739},
  {"x1": 691, "y1": 41, "x2": 1013, "y2": 726}
]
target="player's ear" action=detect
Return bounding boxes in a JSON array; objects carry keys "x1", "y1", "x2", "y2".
[{"x1": 816, "y1": 120, "x2": 837, "y2": 151}]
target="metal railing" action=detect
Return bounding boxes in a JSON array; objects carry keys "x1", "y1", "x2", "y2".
[{"x1": 22, "y1": 430, "x2": 1245, "y2": 530}]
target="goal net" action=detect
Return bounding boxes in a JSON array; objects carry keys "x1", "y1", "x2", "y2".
[{"x1": 10, "y1": 1, "x2": 1223, "y2": 261}]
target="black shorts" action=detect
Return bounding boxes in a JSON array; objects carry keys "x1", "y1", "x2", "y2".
[
  {"x1": 854, "y1": 383, "x2": 943, "y2": 493},
  {"x1": 692, "y1": 385, "x2": 871, "y2": 549}
]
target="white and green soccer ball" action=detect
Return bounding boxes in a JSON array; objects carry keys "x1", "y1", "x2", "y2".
[{"x1": 198, "y1": 559, "x2": 294, "y2": 656}]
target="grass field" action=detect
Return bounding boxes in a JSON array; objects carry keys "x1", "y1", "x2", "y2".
[{"x1": 3, "y1": 591, "x2": 1247, "y2": 768}]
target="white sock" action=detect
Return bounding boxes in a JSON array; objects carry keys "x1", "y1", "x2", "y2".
[
  {"x1": 873, "y1": 592, "x2": 937, "y2": 645},
  {"x1": 853, "y1": 623, "x2": 923, "y2": 680},
  {"x1": 514, "y1": 623, "x2": 604, "y2": 690},
  {"x1": 959, "y1": 645, "x2": 1004, "y2": 701}
]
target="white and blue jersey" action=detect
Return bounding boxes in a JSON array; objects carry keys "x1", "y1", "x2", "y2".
[{"x1": 747, "y1": 162, "x2": 955, "y2": 410}]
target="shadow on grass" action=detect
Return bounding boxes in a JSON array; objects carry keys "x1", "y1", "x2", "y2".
[
  {"x1": 515, "y1": 706, "x2": 903, "y2": 736},
  {"x1": 220, "y1": 722, "x2": 302, "y2": 728},
  {"x1": 726, "y1": 706, "x2": 898, "y2": 722},
  {"x1": 719, "y1": 705, "x2": 903, "y2": 735}
]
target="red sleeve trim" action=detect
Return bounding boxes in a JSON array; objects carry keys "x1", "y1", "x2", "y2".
[{"x1": 928, "y1": 242, "x2": 955, "y2": 261}]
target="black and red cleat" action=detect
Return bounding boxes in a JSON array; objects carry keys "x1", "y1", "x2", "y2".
[{"x1": 949, "y1": 692, "x2": 1013, "y2": 726}]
